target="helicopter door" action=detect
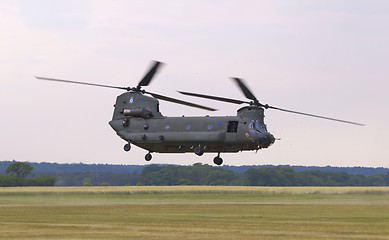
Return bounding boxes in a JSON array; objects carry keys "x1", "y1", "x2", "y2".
[{"x1": 225, "y1": 121, "x2": 238, "y2": 145}]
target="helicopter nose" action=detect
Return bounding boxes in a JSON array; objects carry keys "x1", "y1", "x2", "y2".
[
  {"x1": 258, "y1": 132, "x2": 275, "y2": 148},
  {"x1": 266, "y1": 132, "x2": 275, "y2": 145}
]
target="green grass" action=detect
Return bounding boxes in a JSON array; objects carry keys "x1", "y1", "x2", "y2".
[{"x1": 0, "y1": 186, "x2": 388, "y2": 239}]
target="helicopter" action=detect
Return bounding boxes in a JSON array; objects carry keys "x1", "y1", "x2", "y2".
[{"x1": 36, "y1": 61, "x2": 364, "y2": 165}]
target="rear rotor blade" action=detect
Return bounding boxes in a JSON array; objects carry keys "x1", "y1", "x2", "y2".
[
  {"x1": 148, "y1": 91, "x2": 217, "y2": 111},
  {"x1": 267, "y1": 105, "x2": 365, "y2": 126},
  {"x1": 137, "y1": 61, "x2": 164, "y2": 88},
  {"x1": 232, "y1": 77, "x2": 257, "y2": 102},
  {"x1": 36, "y1": 76, "x2": 129, "y2": 91},
  {"x1": 178, "y1": 91, "x2": 248, "y2": 105}
]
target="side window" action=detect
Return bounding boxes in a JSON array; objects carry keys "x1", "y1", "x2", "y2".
[{"x1": 227, "y1": 121, "x2": 238, "y2": 133}]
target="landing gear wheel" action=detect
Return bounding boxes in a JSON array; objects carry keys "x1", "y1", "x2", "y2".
[
  {"x1": 213, "y1": 157, "x2": 223, "y2": 165},
  {"x1": 194, "y1": 146, "x2": 204, "y2": 156},
  {"x1": 145, "y1": 153, "x2": 152, "y2": 161},
  {"x1": 124, "y1": 143, "x2": 131, "y2": 152}
]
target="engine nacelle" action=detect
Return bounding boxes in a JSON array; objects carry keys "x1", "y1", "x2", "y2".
[{"x1": 123, "y1": 108, "x2": 152, "y2": 118}]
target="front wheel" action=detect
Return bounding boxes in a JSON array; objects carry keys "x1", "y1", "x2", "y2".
[
  {"x1": 145, "y1": 153, "x2": 152, "y2": 161},
  {"x1": 124, "y1": 143, "x2": 131, "y2": 152}
]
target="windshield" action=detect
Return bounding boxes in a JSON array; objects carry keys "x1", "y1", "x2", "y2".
[{"x1": 249, "y1": 120, "x2": 267, "y2": 133}]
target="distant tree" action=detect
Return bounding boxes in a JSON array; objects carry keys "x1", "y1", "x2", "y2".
[
  {"x1": 6, "y1": 162, "x2": 33, "y2": 179},
  {"x1": 83, "y1": 178, "x2": 93, "y2": 186},
  {"x1": 367, "y1": 174, "x2": 385, "y2": 186},
  {"x1": 25, "y1": 176, "x2": 56, "y2": 186},
  {"x1": 244, "y1": 167, "x2": 260, "y2": 186},
  {"x1": 177, "y1": 178, "x2": 194, "y2": 185},
  {"x1": 138, "y1": 163, "x2": 241, "y2": 186},
  {"x1": 384, "y1": 173, "x2": 389, "y2": 186},
  {"x1": 0, "y1": 175, "x2": 23, "y2": 187}
]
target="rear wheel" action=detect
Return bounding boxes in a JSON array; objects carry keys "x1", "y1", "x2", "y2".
[
  {"x1": 213, "y1": 157, "x2": 223, "y2": 165},
  {"x1": 194, "y1": 146, "x2": 204, "y2": 156}
]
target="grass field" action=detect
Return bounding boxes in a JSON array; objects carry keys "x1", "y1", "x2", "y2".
[{"x1": 0, "y1": 186, "x2": 388, "y2": 239}]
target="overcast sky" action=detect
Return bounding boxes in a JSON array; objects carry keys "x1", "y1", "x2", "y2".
[{"x1": 1, "y1": 0, "x2": 388, "y2": 167}]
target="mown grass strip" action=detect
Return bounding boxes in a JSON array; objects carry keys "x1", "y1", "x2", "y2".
[
  {"x1": 0, "y1": 186, "x2": 388, "y2": 239},
  {"x1": 1, "y1": 186, "x2": 389, "y2": 195}
]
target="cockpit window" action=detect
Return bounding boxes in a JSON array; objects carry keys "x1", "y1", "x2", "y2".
[
  {"x1": 255, "y1": 122, "x2": 264, "y2": 133},
  {"x1": 250, "y1": 120, "x2": 267, "y2": 133}
]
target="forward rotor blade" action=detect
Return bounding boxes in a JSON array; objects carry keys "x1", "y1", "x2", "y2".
[
  {"x1": 267, "y1": 105, "x2": 365, "y2": 126},
  {"x1": 137, "y1": 61, "x2": 164, "y2": 88},
  {"x1": 232, "y1": 78, "x2": 257, "y2": 101},
  {"x1": 178, "y1": 91, "x2": 248, "y2": 105},
  {"x1": 148, "y1": 91, "x2": 217, "y2": 111},
  {"x1": 36, "y1": 76, "x2": 128, "y2": 90}
]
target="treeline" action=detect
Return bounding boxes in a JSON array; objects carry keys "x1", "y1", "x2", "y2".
[
  {"x1": 0, "y1": 161, "x2": 144, "y2": 176},
  {"x1": 225, "y1": 165, "x2": 389, "y2": 176},
  {"x1": 0, "y1": 161, "x2": 56, "y2": 187},
  {"x1": 2, "y1": 161, "x2": 388, "y2": 177},
  {"x1": 1, "y1": 161, "x2": 389, "y2": 187},
  {"x1": 56, "y1": 172, "x2": 139, "y2": 186},
  {"x1": 138, "y1": 163, "x2": 241, "y2": 186},
  {"x1": 138, "y1": 164, "x2": 389, "y2": 186},
  {"x1": 243, "y1": 166, "x2": 389, "y2": 186},
  {"x1": 0, "y1": 175, "x2": 56, "y2": 187}
]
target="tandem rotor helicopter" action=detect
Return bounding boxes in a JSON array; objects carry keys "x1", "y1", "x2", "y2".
[{"x1": 37, "y1": 61, "x2": 364, "y2": 165}]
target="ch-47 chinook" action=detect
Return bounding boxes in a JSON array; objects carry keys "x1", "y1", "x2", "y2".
[{"x1": 36, "y1": 61, "x2": 364, "y2": 165}]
